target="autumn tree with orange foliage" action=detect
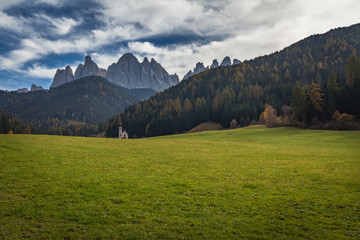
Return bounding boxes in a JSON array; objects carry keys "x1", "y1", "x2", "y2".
[{"x1": 260, "y1": 104, "x2": 278, "y2": 128}]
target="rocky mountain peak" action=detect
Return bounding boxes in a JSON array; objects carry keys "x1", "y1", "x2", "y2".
[
  {"x1": 118, "y1": 53, "x2": 140, "y2": 65},
  {"x1": 51, "y1": 53, "x2": 178, "y2": 91},
  {"x1": 74, "y1": 55, "x2": 107, "y2": 80},
  {"x1": 143, "y1": 57, "x2": 150, "y2": 64},
  {"x1": 210, "y1": 59, "x2": 219, "y2": 68},
  {"x1": 85, "y1": 55, "x2": 92, "y2": 64},
  {"x1": 30, "y1": 84, "x2": 44, "y2": 92},
  {"x1": 194, "y1": 62, "x2": 208, "y2": 74},
  {"x1": 150, "y1": 58, "x2": 158, "y2": 64},
  {"x1": 220, "y1": 56, "x2": 231, "y2": 66},
  {"x1": 74, "y1": 64, "x2": 84, "y2": 79},
  {"x1": 233, "y1": 59, "x2": 242, "y2": 65},
  {"x1": 183, "y1": 70, "x2": 194, "y2": 80},
  {"x1": 183, "y1": 56, "x2": 239, "y2": 79},
  {"x1": 108, "y1": 53, "x2": 178, "y2": 91},
  {"x1": 17, "y1": 88, "x2": 28, "y2": 93},
  {"x1": 51, "y1": 66, "x2": 74, "y2": 88}
]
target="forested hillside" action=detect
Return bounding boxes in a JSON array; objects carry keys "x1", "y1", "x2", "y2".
[
  {"x1": 0, "y1": 76, "x2": 156, "y2": 134},
  {"x1": 106, "y1": 23, "x2": 360, "y2": 138},
  {"x1": 0, "y1": 109, "x2": 32, "y2": 134}
]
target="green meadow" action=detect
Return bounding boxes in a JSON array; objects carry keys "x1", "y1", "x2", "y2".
[{"x1": 0, "y1": 126, "x2": 359, "y2": 239}]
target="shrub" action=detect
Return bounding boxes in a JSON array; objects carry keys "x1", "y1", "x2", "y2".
[{"x1": 332, "y1": 110, "x2": 355, "y2": 130}]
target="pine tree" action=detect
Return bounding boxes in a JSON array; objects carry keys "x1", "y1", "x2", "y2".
[
  {"x1": 322, "y1": 71, "x2": 340, "y2": 121},
  {"x1": 183, "y1": 98, "x2": 193, "y2": 112},
  {"x1": 345, "y1": 54, "x2": 360, "y2": 87},
  {"x1": 174, "y1": 97, "x2": 182, "y2": 115},
  {"x1": 291, "y1": 82, "x2": 307, "y2": 121}
]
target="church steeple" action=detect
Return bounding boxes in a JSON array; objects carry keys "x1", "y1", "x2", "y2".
[
  {"x1": 119, "y1": 124, "x2": 128, "y2": 139},
  {"x1": 119, "y1": 124, "x2": 122, "y2": 139}
]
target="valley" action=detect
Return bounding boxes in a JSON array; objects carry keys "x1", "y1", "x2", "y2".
[{"x1": 1, "y1": 1, "x2": 359, "y2": 239}]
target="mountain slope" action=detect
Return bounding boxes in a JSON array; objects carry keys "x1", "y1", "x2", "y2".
[
  {"x1": 0, "y1": 76, "x2": 156, "y2": 131},
  {"x1": 105, "y1": 23, "x2": 360, "y2": 138}
]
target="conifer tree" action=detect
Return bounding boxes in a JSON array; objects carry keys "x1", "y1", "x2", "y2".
[
  {"x1": 183, "y1": 98, "x2": 193, "y2": 112},
  {"x1": 345, "y1": 54, "x2": 360, "y2": 87},
  {"x1": 322, "y1": 71, "x2": 340, "y2": 121},
  {"x1": 291, "y1": 82, "x2": 307, "y2": 121}
]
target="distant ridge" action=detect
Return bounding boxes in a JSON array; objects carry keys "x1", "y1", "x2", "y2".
[{"x1": 0, "y1": 76, "x2": 157, "y2": 132}]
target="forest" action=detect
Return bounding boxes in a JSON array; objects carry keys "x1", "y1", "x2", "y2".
[
  {"x1": 0, "y1": 76, "x2": 155, "y2": 136},
  {"x1": 105, "y1": 24, "x2": 360, "y2": 138},
  {"x1": 0, "y1": 109, "x2": 31, "y2": 134}
]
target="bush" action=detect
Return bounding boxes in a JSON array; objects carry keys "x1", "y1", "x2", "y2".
[
  {"x1": 332, "y1": 110, "x2": 355, "y2": 130},
  {"x1": 229, "y1": 119, "x2": 238, "y2": 129}
]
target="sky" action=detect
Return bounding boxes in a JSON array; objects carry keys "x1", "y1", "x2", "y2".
[{"x1": 0, "y1": 0, "x2": 359, "y2": 90}]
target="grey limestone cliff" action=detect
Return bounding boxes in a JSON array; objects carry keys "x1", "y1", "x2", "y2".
[
  {"x1": 51, "y1": 66, "x2": 74, "y2": 88},
  {"x1": 51, "y1": 53, "x2": 178, "y2": 91},
  {"x1": 74, "y1": 56, "x2": 107, "y2": 79},
  {"x1": 30, "y1": 84, "x2": 44, "y2": 92},
  {"x1": 210, "y1": 59, "x2": 219, "y2": 68},
  {"x1": 183, "y1": 70, "x2": 194, "y2": 80},
  {"x1": 233, "y1": 59, "x2": 242, "y2": 65},
  {"x1": 183, "y1": 56, "x2": 238, "y2": 79},
  {"x1": 220, "y1": 56, "x2": 231, "y2": 66},
  {"x1": 194, "y1": 62, "x2": 208, "y2": 74},
  {"x1": 107, "y1": 53, "x2": 179, "y2": 91},
  {"x1": 183, "y1": 62, "x2": 209, "y2": 80},
  {"x1": 17, "y1": 88, "x2": 28, "y2": 93}
]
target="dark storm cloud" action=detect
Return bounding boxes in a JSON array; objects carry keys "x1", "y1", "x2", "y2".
[{"x1": 138, "y1": 33, "x2": 231, "y2": 47}]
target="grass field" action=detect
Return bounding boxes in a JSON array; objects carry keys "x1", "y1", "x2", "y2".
[{"x1": 0, "y1": 126, "x2": 359, "y2": 239}]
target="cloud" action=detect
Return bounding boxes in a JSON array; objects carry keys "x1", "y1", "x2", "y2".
[
  {"x1": 24, "y1": 64, "x2": 58, "y2": 78},
  {"x1": 35, "y1": 0, "x2": 61, "y2": 5},
  {"x1": 0, "y1": 37, "x2": 91, "y2": 70},
  {"x1": 90, "y1": 52, "x2": 123, "y2": 69},
  {"x1": 0, "y1": 0, "x2": 360, "y2": 89},
  {"x1": 0, "y1": 10, "x2": 25, "y2": 33},
  {"x1": 39, "y1": 14, "x2": 80, "y2": 35},
  {"x1": 0, "y1": 0, "x2": 24, "y2": 10}
]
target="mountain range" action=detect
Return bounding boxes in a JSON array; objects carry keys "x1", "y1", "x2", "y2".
[
  {"x1": 51, "y1": 53, "x2": 179, "y2": 91},
  {"x1": 183, "y1": 56, "x2": 241, "y2": 80},
  {"x1": 3, "y1": 53, "x2": 177, "y2": 134},
  {"x1": 2, "y1": 24, "x2": 360, "y2": 137}
]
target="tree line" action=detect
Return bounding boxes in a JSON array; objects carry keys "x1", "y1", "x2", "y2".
[
  {"x1": 261, "y1": 61, "x2": 360, "y2": 130},
  {"x1": 0, "y1": 109, "x2": 31, "y2": 134},
  {"x1": 0, "y1": 76, "x2": 146, "y2": 136}
]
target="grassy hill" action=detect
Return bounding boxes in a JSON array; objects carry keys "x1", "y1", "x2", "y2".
[
  {"x1": 187, "y1": 121, "x2": 223, "y2": 133},
  {"x1": 0, "y1": 127, "x2": 359, "y2": 239}
]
